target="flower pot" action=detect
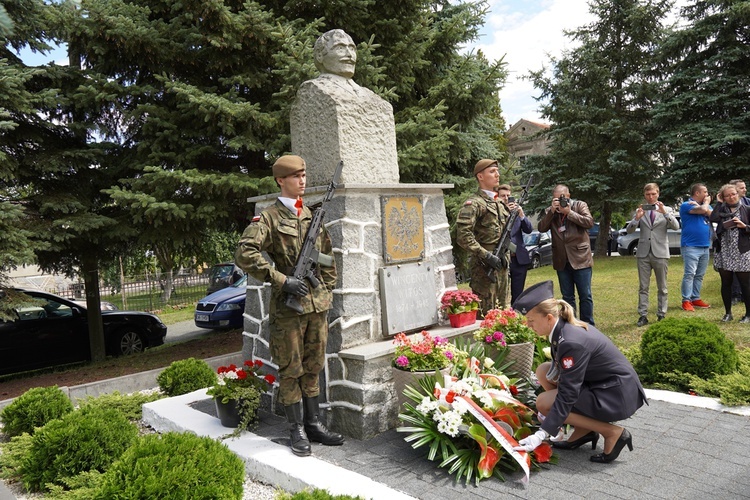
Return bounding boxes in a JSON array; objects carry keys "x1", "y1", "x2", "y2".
[
  {"x1": 214, "y1": 398, "x2": 242, "y2": 428},
  {"x1": 486, "y1": 342, "x2": 535, "y2": 378},
  {"x1": 392, "y1": 366, "x2": 450, "y2": 411},
  {"x1": 448, "y1": 310, "x2": 477, "y2": 328}
]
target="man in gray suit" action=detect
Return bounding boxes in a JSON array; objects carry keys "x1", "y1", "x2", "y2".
[{"x1": 626, "y1": 183, "x2": 680, "y2": 326}]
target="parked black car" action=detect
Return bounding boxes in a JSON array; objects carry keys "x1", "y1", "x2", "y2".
[
  {"x1": 0, "y1": 289, "x2": 167, "y2": 376},
  {"x1": 524, "y1": 230, "x2": 553, "y2": 269}
]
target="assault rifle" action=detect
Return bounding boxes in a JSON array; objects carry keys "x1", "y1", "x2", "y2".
[
  {"x1": 284, "y1": 161, "x2": 343, "y2": 314},
  {"x1": 486, "y1": 175, "x2": 534, "y2": 283}
]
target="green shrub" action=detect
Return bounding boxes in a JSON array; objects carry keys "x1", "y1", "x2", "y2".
[
  {"x1": 77, "y1": 391, "x2": 164, "y2": 421},
  {"x1": 686, "y1": 348, "x2": 750, "y2": 406},
  {"x1": 0, "y1": 432, "x2": 33, "y2": 480},
  {"x1": 276, "y1": 489, "x2": 365, "y2": 500},
  {"x1": 95, "y1": 432, "x2": 244, "y2": 499},
  {"x1": 639, "y1": 317, "x2": 738, "y2": 384},
  {"x1": 0, "y1": 386, "x2": 73, "y2": 437},
  {"x1": 157, "y1": 358, "x2": 218, "y2": 396},
  {"x1": 20, "y1": 406, "x2": 138, "y2": 492}
]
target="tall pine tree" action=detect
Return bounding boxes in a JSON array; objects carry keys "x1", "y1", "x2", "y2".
[
  {"x1": 527, "y1": 0, "x2": 671, "y2": 255},
  {"x1": 650, "y1": 0, "x2": 750, "y2": 198}
]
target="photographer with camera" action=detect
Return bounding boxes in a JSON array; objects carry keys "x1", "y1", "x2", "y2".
[
  {"x1": 709, "y1": 183, "x2": 750, "y2": 322},
  {"x1": 538, "y1": 184, "x2": 596, "y2": 325},
  {"x1": 626, "y1": 183, "x2": 680, "y2": 326}
]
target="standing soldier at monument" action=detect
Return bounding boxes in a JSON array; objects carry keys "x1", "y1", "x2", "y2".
[
  {"x1": 236, "y1": 155, "x2": 344, "y2": 457},
  {"x1": 456, "y1": 159, "x2": 511, "y2": 314}
]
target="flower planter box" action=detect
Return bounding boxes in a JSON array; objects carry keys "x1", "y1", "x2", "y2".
[
  {"x1": 392, "y1": 366, "x2": 451, "y2": 411},
  {"x1": 448, "y1": 310, "x2": 477, "y2": 328}
]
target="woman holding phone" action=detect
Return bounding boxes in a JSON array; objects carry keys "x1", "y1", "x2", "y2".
[{"x1": 710, "y1": 183, "x2": 750, "y2": 322}]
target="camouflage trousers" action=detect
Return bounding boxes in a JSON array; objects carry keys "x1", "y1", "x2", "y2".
[
  {"x1": 270, "y1": 310, "x2": 328, "y2": 406},
  {"x1": 470, "y1": 262, "x2": 510, "y2": 315}
]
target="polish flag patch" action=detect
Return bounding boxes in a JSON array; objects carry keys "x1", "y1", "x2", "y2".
[
  {"x1": 562, "y1": 357, "x2": 575, "y2": 369},
  {"x1": 251, "y1": 215, "x2": 261, "y2": 223}
]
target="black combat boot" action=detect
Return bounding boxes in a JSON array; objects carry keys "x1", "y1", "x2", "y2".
[
  {"x1": 283, "y1": 402, "x2": 311, "y2": 457},
  {"x1": 302, "y1": 395, "x2": 345, "y2": 446}
]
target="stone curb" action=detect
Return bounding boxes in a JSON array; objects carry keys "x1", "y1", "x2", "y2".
[{"x1": 0, "y1": 352, "x2": 244, "y2": 410}]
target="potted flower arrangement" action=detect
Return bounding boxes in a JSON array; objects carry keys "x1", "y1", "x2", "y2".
[
  {"x1": 392, "y1": 330, "x2": 460, "y2": 409},
  {"x1": 440, "y1": 289, "x2": 481, "y2": 327},
  {"x1": 397, "y1": 358, "x2": 557, "y2": 484},
  {"x1": 206, "y1": 360, "x2": 276, "y2": 434},
  {"x1": 474, "y1": 308, "x2": 537, "y2": 376}
]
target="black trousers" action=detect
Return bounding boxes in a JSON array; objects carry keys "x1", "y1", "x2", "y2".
[{"x1": 509, "y1": 255, "x2": 528, "y2": 306}]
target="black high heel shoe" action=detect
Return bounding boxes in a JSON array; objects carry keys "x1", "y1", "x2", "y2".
[
  {"x1": 552, "y1": 431, "x2": 599, "y2": 450},
  {"x1": 590, "y1": 429, "x2": 633, "y2": 463}
]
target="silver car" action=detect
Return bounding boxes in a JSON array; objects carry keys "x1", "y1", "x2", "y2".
[{"x1": 617, "y1": 216, "x2": 682, "y2": 256}]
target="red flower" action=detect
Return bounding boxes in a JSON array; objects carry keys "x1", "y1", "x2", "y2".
[
  {"x1": 217, "y1": 366, "x2": 227, "y2": 374},
  {"x1": 509, "y1": 385, "x2": 519, "y2": 396},
  {"x1": 254, "y1": 359, "x2": 264, "y2": 367},
  {"x1": 236, "y1": 369, "x2": 248, "y2": 380},
  {"x1": 446, "y1": 390, "x2": 456, "y2": 403},
  {"x1": 533, "y1": 442, "x2": 553, "y2": 463},
  {"x1": 244, "y1": 360, "x2": 253, "y2": 367},
  {"x1": 227, "y1": 364, "x2": 237, "y2": 371},
  {"x1": 264, "y1": 374, "x2": 276, "y2": 384}
]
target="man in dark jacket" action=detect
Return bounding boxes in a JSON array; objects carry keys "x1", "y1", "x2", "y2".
[{"x1": 496, "y1": 184, "x2": 533, "y2": 304}]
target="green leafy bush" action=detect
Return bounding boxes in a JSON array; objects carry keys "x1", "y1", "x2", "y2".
[
  {"x1": 0, "y1": 433, "x2": 33, "y2": 480},
  {"x1": 20, "y1": 406, "x2": 138, "y2": 492},
  {"x1": 686, "y1": 348, "x2": 750, "y2": 406},
  {"x1": 276, "y1": 489, "x2": 365, "y2": 500},
  {"x1": 95, "y1": 432, "x2": 244, "y2": 499},
  {"x1": 639, "y1": 318, "x2": 738, "y2": 384},
  {"x1": 0, "y1": 386, "x2": 73, "y2": 437},
  {"x1": 157, "y1": 357, "x2": 218, "y2": 396},
  {"x1": 77, "y1": 391, "x2": 164, "y2": 421}
]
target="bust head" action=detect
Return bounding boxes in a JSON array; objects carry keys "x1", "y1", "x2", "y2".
[{"x1": 314, "y1": 29, "x2": 357, "y2": 78}]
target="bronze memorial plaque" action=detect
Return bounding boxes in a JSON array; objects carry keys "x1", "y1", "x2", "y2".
[{"x1": 380, "y1": 195, "x2": 425, "y2": 264}]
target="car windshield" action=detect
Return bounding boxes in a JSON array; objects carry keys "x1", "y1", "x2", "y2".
[
  {"x1": 523, "y1": 233, "x2": 540, "y2": 246},
  {"x1": 231, "y1": 275, "x2": 248, "y2": 288},
  {"x1": 209, "y1": 265, "x2": 235, "y2": 280}
]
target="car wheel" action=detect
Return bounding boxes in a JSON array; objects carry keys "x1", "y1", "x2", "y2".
[
  {"x1": 532, "y1": 255, "x2": 541, "y2": 269},
  {"x1": 114, "y1": 329, "x2": 145, "y2": 355},
  {"x1": 629, "y1": 242, "x2": 638, "y2": 256}
]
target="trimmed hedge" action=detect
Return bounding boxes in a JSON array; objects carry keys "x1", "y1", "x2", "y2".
[
  {"x1": 0, "y1": 386, "x2": 73, "y2": 437},
  {"x1": 95, "y1": 432, "x2": 245, "y2": 499},
  {"x1": 639, "y1": 317, "x2": 738, "y2": 383},
  {"x1": 157, "y1": 358, "x2": 217, "y2": 396}
]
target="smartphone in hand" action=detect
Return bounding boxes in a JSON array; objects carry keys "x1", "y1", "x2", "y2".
[
  {"x1": 642, "y1": 204, "x2": 657, "y2": 211},
  {"x1": 723, "y1": 219, "x2": 739, "y2": 229}
]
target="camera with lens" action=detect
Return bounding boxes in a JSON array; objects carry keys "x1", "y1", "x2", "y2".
[{"x1": 558, "y1": 195, "x2": 569, "y2": 208}]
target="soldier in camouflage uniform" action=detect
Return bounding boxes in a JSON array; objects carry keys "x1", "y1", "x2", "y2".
[
  {"x1": 236, "y1": 155, "x2": 343, "y2": 457},
  {"x1": 456, "y1": 159, "x2": 511, "y2": 314}
]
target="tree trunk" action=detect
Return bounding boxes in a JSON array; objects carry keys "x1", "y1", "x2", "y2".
[
  {"x1": 595, "y1": 202, "x2": 614, "y2": 258},
  {"x1": 160, "y1": 268, "x2": 174, "y2": 303},
  {"x1": 81, "y1": 255, "x2": 106, "y2": 362}
]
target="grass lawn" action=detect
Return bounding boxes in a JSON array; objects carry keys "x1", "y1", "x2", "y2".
[{"x1": 475, "y1": 255, "x2": 749, "y2": 353}]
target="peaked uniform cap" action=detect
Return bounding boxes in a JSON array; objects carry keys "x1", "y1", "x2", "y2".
[
  {"x1": 512, "y1": 280, "x2": 554, "y2": 315},
  {"x1": 273, "y1": 155, "x2": 306, "y2": 178},
  {"x1": 473, "y1": 159, "x2": 498, "y2": 175}
]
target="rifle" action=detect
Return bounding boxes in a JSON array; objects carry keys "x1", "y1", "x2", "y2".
[
  {"x1": 284, "y1": 161, "x2": 344, "y2": 314},
  {"x1": 487, "y1": 175, "x2": 534, "y2": 283}
]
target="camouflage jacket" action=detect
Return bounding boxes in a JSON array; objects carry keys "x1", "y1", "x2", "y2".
[
  {"x1": 235, "y1": 199, "x2": 336, "y2": 317},
  {"x1": 456, "y1": 190, "x2": 510, "y2": 261}
]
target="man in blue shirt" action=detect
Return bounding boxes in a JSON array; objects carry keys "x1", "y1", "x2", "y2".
[{"x1": 679, "y1": 183, "x2": 713, "y2": 311}]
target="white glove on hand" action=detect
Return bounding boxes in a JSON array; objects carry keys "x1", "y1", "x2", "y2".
[{"x1": 513, "y1": 429, "x2": 548, "y2": 452}]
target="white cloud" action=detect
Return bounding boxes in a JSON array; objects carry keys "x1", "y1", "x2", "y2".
[
  {"x1": 474, "y1": 0, "x2": 690, "y2": 128},
  {"x1": 474, "y1": 0, "x2": 595, "y2": 127}
]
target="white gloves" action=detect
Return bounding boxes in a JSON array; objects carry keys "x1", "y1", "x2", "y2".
[{"x1": 513, "y1": 429, "x2": 548, "y2": 452}]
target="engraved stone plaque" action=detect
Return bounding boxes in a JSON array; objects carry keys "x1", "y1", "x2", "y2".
[
  {"x1": 380, "y1": 195, "x2": 425, "y2": 264},
  {"x1": 379, "y1": 262, "x2": 438, "y2": 336}
]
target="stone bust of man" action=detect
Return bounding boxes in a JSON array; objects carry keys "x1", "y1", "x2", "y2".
[{"x1": 290, "y1": 29, "x2": 400, "y2": 186}]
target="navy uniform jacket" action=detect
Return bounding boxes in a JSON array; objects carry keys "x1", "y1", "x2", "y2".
[
  {"x1": 541, "y1": 319, "x2": 647, "y2": 435},
  {"x1": 511, "y1": 216, "x2": 533, "y2": 266}
]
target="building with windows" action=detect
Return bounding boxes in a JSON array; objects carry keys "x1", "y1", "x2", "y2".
[{"x1": 506, "y1": 119, "x2": 550, "y2": 164}]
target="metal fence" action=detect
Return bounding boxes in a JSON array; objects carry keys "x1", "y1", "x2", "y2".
[{"x1": 11, "y1": 272, "x2": 211, "y2": 312}]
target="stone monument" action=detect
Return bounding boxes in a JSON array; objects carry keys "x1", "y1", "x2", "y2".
[
  {"x1": 290, "y1": 29, "x2": 399, "y2": 186},
  {"x1": 241, "y1": 29, "x2": 472, "y2": 440}
]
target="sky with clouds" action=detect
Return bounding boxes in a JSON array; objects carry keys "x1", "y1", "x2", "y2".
[{"x1": 473, "y1": 0, "x2": 690, "y2": 129}]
